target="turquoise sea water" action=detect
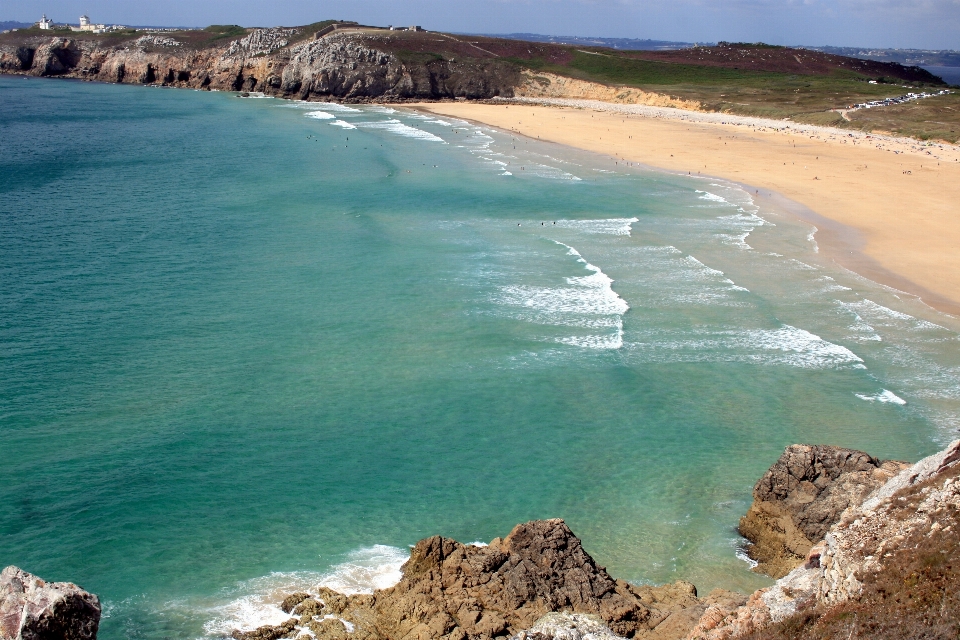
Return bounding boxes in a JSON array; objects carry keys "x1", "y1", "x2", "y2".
[{"x1": 3, "y1": 76, "x2": 960, "y2": 639}]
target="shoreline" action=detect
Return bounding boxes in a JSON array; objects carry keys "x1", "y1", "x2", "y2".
[{"x1": 410, "y1": 99, "x2": 960, "y2": 317}]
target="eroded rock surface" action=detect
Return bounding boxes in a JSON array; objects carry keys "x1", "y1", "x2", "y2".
[
  {"x1": 0, "y1": 30, "x2": 519, "y2": 101},
  {"x1": 0, "y1": 565, "x2": 101, "y2": 640},
  {"x1": 233, "y1": 520, "x2": 745, "y2": 640},
  {"x1": 512, "y1": 612, "x2": 624, "y2": 640},
  {"x1": 738, "y1": 444, "x2": 908, "y2": 578},
  {"x1": 689, "y1": 440, "x2": 960, "y2": 639}
]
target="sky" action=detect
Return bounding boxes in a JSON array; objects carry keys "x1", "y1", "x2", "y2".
[{"x1": 9, "y1": 0, "x2": 960, "y2": 50}]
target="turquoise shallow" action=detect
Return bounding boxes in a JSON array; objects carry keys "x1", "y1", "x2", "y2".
[{"x1": 2, "y1": 76, "x2": 959, "y2": 639}]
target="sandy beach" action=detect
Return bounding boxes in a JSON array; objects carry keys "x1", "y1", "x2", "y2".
[{"x1": 413, "y1": 98, "x2": 960, "y2": 315}]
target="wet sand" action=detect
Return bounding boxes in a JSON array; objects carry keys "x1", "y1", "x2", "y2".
[{"x1": 412, "y1": 100, "x2": 960, "y2": 315}]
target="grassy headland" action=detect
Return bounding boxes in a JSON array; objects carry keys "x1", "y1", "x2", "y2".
[{"x1": 1, "y1": 23, "x2": 958, "y2": 141}]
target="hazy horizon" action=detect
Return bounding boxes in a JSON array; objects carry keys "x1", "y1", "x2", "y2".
[{"x1": 7, "y1": 0, "x2": 960, "y2": 50}]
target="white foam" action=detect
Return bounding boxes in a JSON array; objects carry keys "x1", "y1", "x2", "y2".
[
  {"x1": 835, "y1": 301, "x2": 883, "y2": 341},
  {"x1": 719, "y1": 212, "x2": 770, "y2": 226},
  {"x1": 282, "y1": 102, "x2": 362, "y2": 113},
  {"x1": 305, "y1": 111, "x2": 335, "y2": 120},
  {"x1": 717, "y1": 231, "x2": 752, "y2": 250},
  {"x1": 856, "y1": 389, "x2": 907, "y2": 405},
  {"x1": 316, "y1": 545, "x2": 407, "y2": 594},
  {"x1": 553, "y1": 218, "x2": 639, "y2": 236},
  {"x1": 685, "y1": 255, "x2": 726, "y2": 278},
  {"x1": 807, "y1": 226, "x2": 819, "y2": 253},
  {"x1": 355, "y1": 119, "x2": 444, "y2": 142},
  {"x1": 519, "y1": 164, "x2": 582, "y2": 181},
  {"x1": 845, "y1": 299, "x2": 945, "y2": 331},
  {"x1": 201, "y1": 545, "x2": 407, "y2": 637},
  {"x1": 713, "y1": 211, "x2": 769, "y2": 250},
  {"x1": 329, "y1": 120, "x2": 357, "y2": 129},
  {"x1": 496, "y1": 242, "x2": 628, "y2": 349},
  {"x1": 740, "y1": 325, "x2": 863, "y2": 367},
  {"x1": 786, "y1": 259, "x2": 819, "y2": 271},
  {"x1": 696, "y1": 190, "x2": 731, "y2": 204},
  {"x1": 628, "y1": 325, "x2": 865, "y2": 369},
  {"x1": 408, "y1": 114, "x2": 454, "y2": 126},
  {"x1": 558, "y1": 332, "x2": 625, "y2": 349},
  {"x1": 735, "y1": 548, "x2": 759, "y2": 569}
]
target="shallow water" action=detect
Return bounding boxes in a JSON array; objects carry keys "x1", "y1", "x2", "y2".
[{"x1": 2, "y1": 77, "x2": 959, "y2": 639}]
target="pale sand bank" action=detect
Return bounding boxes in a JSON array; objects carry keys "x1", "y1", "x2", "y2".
[{"x1": 413, "y1": 99, "x2": 960, "y2": 315}]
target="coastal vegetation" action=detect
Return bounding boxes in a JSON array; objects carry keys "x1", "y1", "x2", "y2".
[{"x1": 1, "y1": 21, "x2": 958, "y2": 140}]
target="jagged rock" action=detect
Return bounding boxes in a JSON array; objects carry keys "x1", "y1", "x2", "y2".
[
  {"x1": 280, "y1": 592, "x2": 311, "y2": 614},
  {"x1": 134, "y1": 35, "x2": 182, "y2": 48},
  {"x1": 231, "y1": 618, "x2": 298, "y2": 640},
  {"x1": 738, "y1": 444, "x2": 908, "y2": 578},
  {"x1": 688, "y1": 439, "x2": 960, "y2": 639},
  {"x1": 0, "y1": 565, "x2": 101, "y2": 640},
  {"x1": 818, "y1": 439, "x2": 960, "y2": 605},
  {"x1": 0, "y1": 32, "x2": 518, "y2": 100},
  {"x1": 226, "y1": 28, "x2": 299, "y2": 57},
  {"x1": 234, "y1": 520, "x2": 744, "y2": 640}
]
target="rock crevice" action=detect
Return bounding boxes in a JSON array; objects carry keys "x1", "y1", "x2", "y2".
[{"x1": 737, "y1": 444, "x2": 908, "y2": 578}]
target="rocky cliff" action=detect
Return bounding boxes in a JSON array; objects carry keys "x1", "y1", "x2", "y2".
[
  {"x1": 0, "y1": 28, "x2": 520, "y2": 101},
  {"x1": 231, "y1": 438, "x2": 960, "y2": 640},
  {"x1": 0, "y1": 566, "x2": 101, "y2": 640},
  {"x1": 233, "y1": 520, "x2": 746, "y2": 640},
  {"x1": 688, "y1": 440, "x2": 960, "y2": 639},
  {"x1": 737, "y1": 444, "x2": 909, "y2": 578},
  {"x1": 3, "y1": 439, "x2": 957, "y2": 640}
]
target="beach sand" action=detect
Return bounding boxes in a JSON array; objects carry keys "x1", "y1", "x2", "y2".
[{"x1": 412, "y1": 99, "x2": 960, "y2": 315}]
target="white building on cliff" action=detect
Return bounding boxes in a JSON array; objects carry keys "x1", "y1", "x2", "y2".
[
  {"x1": 72, "y1": 15, "x2": 107, "y2": 33},
  {"x1": 37, "y1": 14, "x2": 53, "y2": 30}
]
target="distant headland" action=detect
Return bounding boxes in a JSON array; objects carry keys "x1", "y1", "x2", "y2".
[{"x1": 0, "y1": 20, "x2": 953, "y2": 139}]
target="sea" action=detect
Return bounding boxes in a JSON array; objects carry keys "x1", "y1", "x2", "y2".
[
  {"x1": 2, "y1": 76, "x2": 960, "y2": 639},
  {"x1": 920, "y1": 65, "x2": 960, "y2": 87}
]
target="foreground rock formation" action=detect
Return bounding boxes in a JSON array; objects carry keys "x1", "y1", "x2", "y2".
[
  {"x1": 3, "y1": 439, "x2": 955, "y2": 640},
  {"x1": 237, "y1": 439, "x2": 960, "y2": 640},
  {"x1": 737, "y1": 444, "x2": 908, "y2": 578},
  {"x1": 688, "y1": 440, "x2": 960, "y2": 639},
  {"x1": 0, "y1": 566, "x2": 101, "y2": 640},
  {"x1": 233, "y1": 520, "x2": 745, "y2": 640}
]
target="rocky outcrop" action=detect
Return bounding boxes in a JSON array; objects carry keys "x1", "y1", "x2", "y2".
[
  {"x1": 0, "y1": 566, "x2": 101, "y2": 640},
  {"x1": 233, "y1": 520, "x2": 745, "y2": 640},
  {"x1": 512, "y1": 612, "x2": 625, "y2": 640},
  {"x1": 226, "y1": 28, "x2": 298, "y2": 57},
  {"x1": 688, "y1": 439, "x2": 960, "y2": 640},
  {"x1": 0, "y1": 30, "x2": 519, "y2": 101},
  {"x1": 737, "y1": 444, "x2": 908, "y2": 578}
]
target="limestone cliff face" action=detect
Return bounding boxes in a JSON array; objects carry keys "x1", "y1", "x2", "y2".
[{"x1": 0, "y1": 29, "x2": 519, "y2": 100}]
